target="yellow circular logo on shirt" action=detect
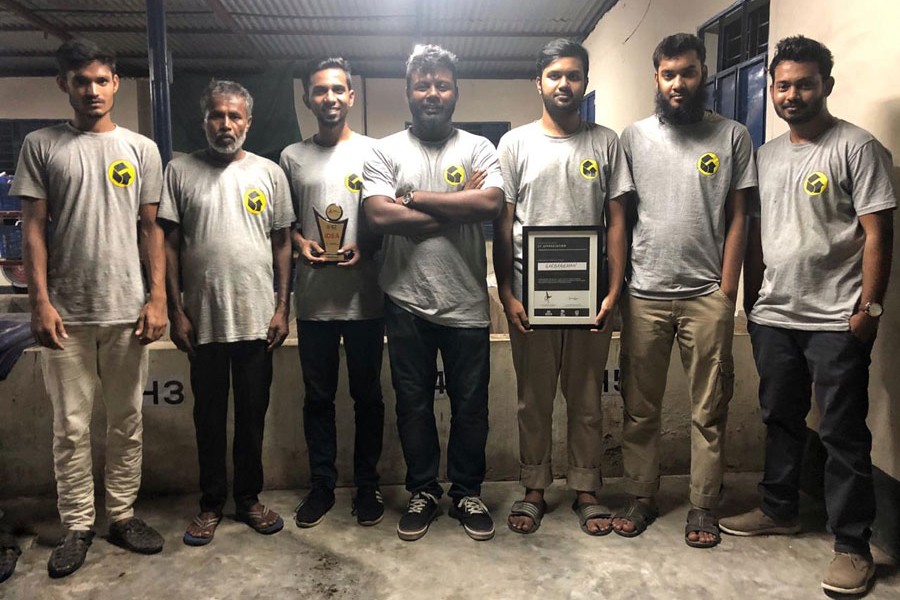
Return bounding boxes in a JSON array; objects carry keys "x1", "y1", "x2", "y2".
[
  {"x1": 697, "y1": 152, "x2": 720, "y2": 176},
  {"x1": 444, "y1": 165, "x2": 466, "y2": 186},
  {"x1": 243, "y1": 188, "x2": 267, "y2": 215},
  {"x1": 804, "y1": 172, "x2": 829, "y2": 196},
  {"x1": 344, "y1": 173, "x2": 362, "y2": 193},
  {"x1": 579, "y1": 158, "x2": 599, "y2": 180},
  {"x1": 108, "y1": 160, "x2": 136, "y2": 188}
]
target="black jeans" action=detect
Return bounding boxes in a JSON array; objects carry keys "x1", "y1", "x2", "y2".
[
  {"x1": 749, "y1": 322, "x2": 875, "y2": 555},
  {"x1": 189, "y1": 340, "x2": 272, "y2": 515},
  {"x1": 384, "y1": 299, "x2": 490, "y2": 502},
  {"x1": 298, "y1": 318, "x2": 385, "y2": 490}
]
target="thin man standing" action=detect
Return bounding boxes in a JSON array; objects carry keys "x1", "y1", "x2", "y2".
[
  {"x1": 13, "y1": 39, "x2": 167, "y2": 577},
  {"x1": 160, "y1": 80, "x2": 294, "y2": 546},
  {"x1": 720, "y1": 36, "x2": 896, "y2": 596},
  {"x1": 363, "y1": 44, "x2": 503, "y2": 542},
  {"x1": 280, "y1": 58, "x2": 386, "y2": 528},
  {"x1": 495, "y1": 39, "x2": 632, "y2": 536},
  {"x1": 612, "y1": 33, "x2": 756, "y2": 548}
]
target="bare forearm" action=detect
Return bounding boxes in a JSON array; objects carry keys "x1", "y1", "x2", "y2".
[
  {"x1": 364, "y1": 196, "x2": 445, "y2": 235},
  {"x1": 139, "y1": 207, "x2": 167, "y2": 303},
  {"x1": 606, "y1": 218, "x2": 627, "y2": 301},
  {"x1": 410, "y1": 187, "x2": 503, "y2": 223},
  {"x1": 742, "y1": 217, "x2": 764, "y2": 315},
  {"x1": 859, "y1": 211, "x2": 894, "y2": 306},
  {"x1": 22, "y1": 200, "x2": 50, "y2": 307},
  {"x1": 721, "y1": 189, "x2": 748, "y2": 295},
  {"x1": 163, "y1": 226, "x2": 184, "y2": 314},
  {"x1": 492, "y1": 203, "x2": 516, "y2": 301},
  {"x1": 272, "y1": 228, "x2": 292, "y2": 310}
]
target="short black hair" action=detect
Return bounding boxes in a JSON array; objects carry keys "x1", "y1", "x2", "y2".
[
  {"x1": 56, "y1": 38, "x2": 116, "y2": 77},
  {"x1": 535, "y1": 38, "x2": 589, "y2": 79},
  {"x1": 768, "y1": 35, "x2": 834, "y2": 79},
  {"x1": 652, "y1": 33, "x2": 706, "y2": 69},
  {"x1": 406, "y1": 44, "x2": 458, "y2": 88},
  {"x1": 303, "y1": 57, "x2": 353, "y2": 95},
  {"x1": 200, "y1": 79, "x2": 254, "y2": 118}
]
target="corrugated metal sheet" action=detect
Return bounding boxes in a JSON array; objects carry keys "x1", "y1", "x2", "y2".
[{"x1": 0, "y1": 0, "x2": 619, "y2": 78}]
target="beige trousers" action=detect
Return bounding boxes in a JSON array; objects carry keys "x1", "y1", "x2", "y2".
[
  {"x1": 510, "y1": 326, "x2": 612, "y2": 492},
  {"x1": 41, "y1": 325, "x2": 149, "y2": 530},
  {"x1": 619, "y1": 291, "x2": 735, "y2": 508}
]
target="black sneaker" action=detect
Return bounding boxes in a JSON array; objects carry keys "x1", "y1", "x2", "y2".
[
  {"x1": 295, "y1": 487, "x2": 335, "y2": 528},
  {"x1": 397, "y1": 492, "x2": 440, "y2": 541},
  {"x1": 352, "y1": 485, "x2": 385, "y2": 526},
  {"x1": 0, "y1": 532, "x2": 21, "y2": 583},
  {"x1": 47, "y1": 529, "x2": 94, "y2": 578},
  {"x1": 449, "y1": 496, "x2": 495, "y2": 541},
  {"x1": 108, "y1": 517, "x2": 164, "y2": 554}
]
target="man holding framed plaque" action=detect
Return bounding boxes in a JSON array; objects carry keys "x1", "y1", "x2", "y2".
[
  {"x1": 280, "y1": 58, "x2": 386, "y2": 529},
  {"x1": 363, "y1": 44, "x2": 504, "y2": 542},
  {"x1": 161, "y1": 80, "x2": 294, "y2": 546},
  {"x1": 494, "y1": 39, "x2": 632, "y2": 535},
  {"x1": 612, "y1": 34, "x2": 756, "y2": 548}
]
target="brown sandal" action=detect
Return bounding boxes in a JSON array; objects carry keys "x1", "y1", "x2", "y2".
[
  {"x1": 235, "y1": 503, "x2": 284, "y2": 535},
  {"x1": 183, "y1": 512, "x2": 221, "y2": 546}
]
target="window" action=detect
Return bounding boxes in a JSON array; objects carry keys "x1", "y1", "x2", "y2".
[
  {"x1": 700, "y1": 0, "x2": 769, "y2": 148},
  {"x1": 579, "y1": 91, "x2": 596, "y2": 123}
]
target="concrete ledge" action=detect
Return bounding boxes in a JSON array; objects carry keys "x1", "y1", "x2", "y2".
[{"x1": 0, "y1": 332, "x2": 766, "y2": 498}]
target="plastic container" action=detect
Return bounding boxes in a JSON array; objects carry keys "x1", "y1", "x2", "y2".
[{"x1": 0, "y1": 220, "x2": 22, "y2": 259}]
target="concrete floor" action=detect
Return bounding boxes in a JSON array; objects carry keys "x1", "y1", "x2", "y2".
[{"x1": 0, "y1": 473, "x2": 898, "y2": 600}]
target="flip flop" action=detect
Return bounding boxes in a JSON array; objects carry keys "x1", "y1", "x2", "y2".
[
  {"x1": 235, "y1": 504, "x2": 284, "y2": 535},
  {"x1": 572, "y1": 499, "x2": 613, "y2": 536},
  {"x1": 507, "y1": 499, "x2": 546, "y2": 534},
  {"x1": 613, "y1": 498, "x2": 658, "y2": 538},
  {"x1": 685, "y1": 508, "x2": 721, "y2": 548},
  {"x1": 183, "y1": 512, "x2": 221, "y2": 546}
]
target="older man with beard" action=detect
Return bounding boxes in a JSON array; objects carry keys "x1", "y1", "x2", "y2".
[
  {"x1": 610, "y1": 33, "x2": 757, "y2": 548},
  {"x1": 159, "y1": 80, "x2": 295, "y2": 546}
]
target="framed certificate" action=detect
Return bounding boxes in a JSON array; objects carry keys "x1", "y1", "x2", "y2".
[{"x1": 522, "y1": 226, "x2": 606, "y2": 328}]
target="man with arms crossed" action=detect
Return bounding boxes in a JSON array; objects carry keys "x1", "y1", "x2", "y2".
[
  {"x1": 495, "y1": 39, "x2": 632, "y2": 535},
  {"x1": 281, "y1": 58, "x2": 386, "y2": 528},
  {"x1": 720, "y1": 36, "x2": 896, "y2": 596},
  {"x1": 13, "y1": 39, "x2": 167, "y2": 577},
  {"x1": 160, "y1": 80, "x2": 294, "y2": 546},
  {"x1": 363, "y1": 44, "x2": 503, "y2": 542},
  {"x1": 612, "y1": 33, "x2": 756, "y2": 548}
]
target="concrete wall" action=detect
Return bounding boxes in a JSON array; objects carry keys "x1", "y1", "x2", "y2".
[
  {"x1": 0, "y1": 334, "x2": 764, "y2": 498},
  {"x1": 0, "y1": 76, "x2": 141, "y2": 133}
]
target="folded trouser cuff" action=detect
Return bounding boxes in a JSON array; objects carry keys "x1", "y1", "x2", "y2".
[
  {"x1": 689, "y1": 487, "x2": 723, "y2": 510},
  {"x1": 623, "y1": 477, "x2": 659, "y2": 499},
  {"x1": 107, "y1": 507, "x2": 135, "y2": 524},
  {"x1": 566, "y1": 466, "x2": 602, "y2": 493},
  {"x1": 520, "y1": 463, "x2": 553, "y2": 490}
]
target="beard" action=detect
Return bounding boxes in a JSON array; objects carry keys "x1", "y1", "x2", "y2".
[
  {"x1": 206, "y1": 130, "x2": 247, "y2": 155},
  {"x1": 774, "y1": 95, "x2": 826, "y2": 124},
  {"x1": 542, "y1": 92, "x2": 581, "y2": 120},
  {"x1": 655, "y1": 85, "x2": 708, "y2": 125}
]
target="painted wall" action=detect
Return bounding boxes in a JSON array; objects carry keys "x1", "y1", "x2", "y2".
[{"x1": 0, "y1": 76, "x2": 141, "y2": 132}]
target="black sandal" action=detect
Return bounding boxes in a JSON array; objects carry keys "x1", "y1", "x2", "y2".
[
  {"x1": 612, "y1": 499, "x2": 658, "y2": 538},
  {"x1": 685, "y1": 508, "x2": 721, "y2": 548}
]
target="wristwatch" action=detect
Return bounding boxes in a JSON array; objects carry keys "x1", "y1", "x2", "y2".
[
  {"x1": 863, "y1": 302, "x2": 884, "y2": 318},
  {"x1": 402, "y1": 190, "x2": 415, "y2": 206}
]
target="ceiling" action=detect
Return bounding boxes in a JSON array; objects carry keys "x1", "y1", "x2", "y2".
[{"x1": 0, "y1": 0, "x2": 619, "y2": 79}]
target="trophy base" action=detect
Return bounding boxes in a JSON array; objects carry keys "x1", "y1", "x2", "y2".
[{"x1": 318, "y1": 250, "x2": 354, "y2": 263}]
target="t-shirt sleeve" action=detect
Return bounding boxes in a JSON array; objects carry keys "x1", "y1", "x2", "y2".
[
  {"x1": 361, "y1": 143, "x2": 396, "y2": 200},
  {"x1": 138, "y1": 140, "x2": 164, "y2": 205},
  {"x1": 9, "y1": 134, "x2": 48, "y2": 201},
  {"x1": 619, "y1": 125, "x2": 635, "y2": 169},
  {"x1": 731, "y1": 125, "x2": 758, "y2": 191},
  {"x1": 156, "y1": 162, "x2": 181, "y2": 225},
  {"x1": 271, "y1": 166, "x2": 296, "y2": 229},
  {"x1": 606, "y1": 133, "x2": 635, "y2": 200},
  {"x1": 497, "y1": 133, "x2": 519, "y2": 205},
  {"x1": 278, "y1": 150, "x2": 302, "y2": 226},
  {"x1": 472, "y1": 136, "x2": 503, "y2": 191},
  {"x1": 848, "y1": 140, "x2": 898, "y2": 215}
]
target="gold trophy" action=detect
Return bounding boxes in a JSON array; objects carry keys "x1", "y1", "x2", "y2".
[{"x1": 313, "y1": 203, "x2": 351, "y2": 262}]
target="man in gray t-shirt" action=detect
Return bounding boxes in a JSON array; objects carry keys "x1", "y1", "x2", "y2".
[
  {"x1": 12, "y1": 40, "x2": 166, "y2": 577},
  {"x1": 495, "y1": 39, "x2": 633, "y2": 536},
  {"x1": 159, "y1": 80, "x2": 294, "y2": 545},
  {"x1": 719, "y1": 37, "x2": 896, "y2": 596},
  {"x1": 613, "y1": 34, "x2": 756, "y2": 548},
  {"x1": 280, "y1": 58, "x2": 386, "y2": 529},
  {"x1": 362, "y1": 45, "x2": 503, "y2": 542}
]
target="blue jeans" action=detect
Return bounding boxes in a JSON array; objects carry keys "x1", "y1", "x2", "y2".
[
  {"x1": 750, "y1": 322, "x2": 875, "y2": 556},
  {"x1": 298, "y1": 319, "x2": 385, "y2": 490},
  {"x1": 384, "y1": 299, "x2": 490, "y2": 502}
]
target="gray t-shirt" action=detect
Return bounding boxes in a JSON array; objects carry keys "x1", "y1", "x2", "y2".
[
  {"x1": 621, "y1": 111, "x2": 757, "y2": 299},
  {"x1": 750, "y1": 120, "x2": 897, "y2": 330},
  {"x1": 499, "y1": 121, "x2": 635, "y2": 301},
  {"x1": 11, "y1": 123, "x2": 163, "y2": 325},
  {"x1": 362, "y1": 128, "x2": 503, "y2": 328},
  {"x1": 158, "y1": 150, "x2": 295, "y2": 344},
  {"x1": 280, "y1": 133, "x2": 383, "y2": 321}
]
